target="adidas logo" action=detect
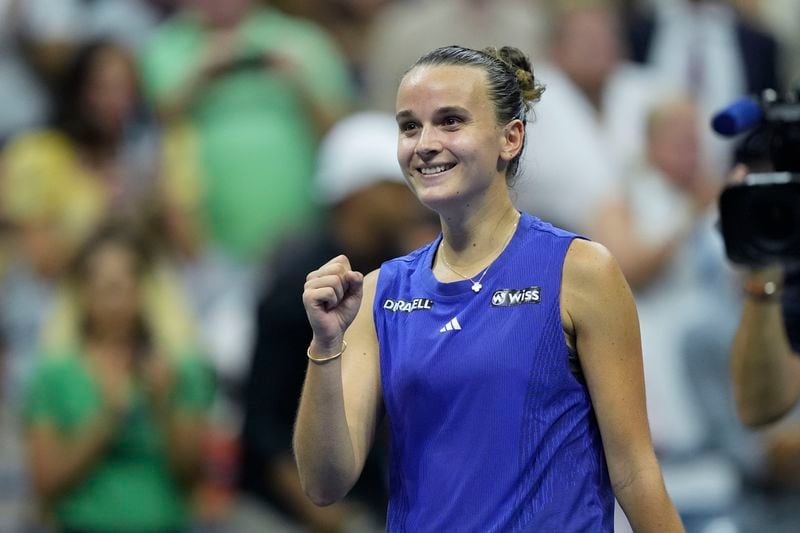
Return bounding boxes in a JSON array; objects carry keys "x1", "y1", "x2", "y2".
[{"x1": 439, "y1": 317, "x2": 462, "y2": 333}]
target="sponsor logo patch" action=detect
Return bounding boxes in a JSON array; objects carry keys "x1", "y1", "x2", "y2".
[
  {"x1": 383, "y1": 298, "x2": 434, "y2": 313},
  {"x1": 491, "y1": 287, "x2": 541, "y2": 307}
]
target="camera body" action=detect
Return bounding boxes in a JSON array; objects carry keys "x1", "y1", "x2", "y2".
[
  {"x1": 716, "y1": 89, "x2": 800, "y2": 266},
  {"x1": 719, "y1": 172, "x2": 800, "y2": 265}
]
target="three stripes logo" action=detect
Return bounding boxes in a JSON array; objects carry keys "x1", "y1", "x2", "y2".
[{"x1": 439, "y1": 317, "x2": 462, "y2": 333}]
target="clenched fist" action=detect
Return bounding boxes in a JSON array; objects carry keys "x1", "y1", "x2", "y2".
[{"x1": 302, "y1": 255, "x2": 364, "y2": 352}]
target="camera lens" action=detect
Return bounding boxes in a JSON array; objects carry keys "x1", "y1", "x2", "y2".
[{"x1": 748, "y1": 190, "x2": 800, "y2": 252}]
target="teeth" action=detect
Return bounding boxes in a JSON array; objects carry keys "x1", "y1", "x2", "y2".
[{"x1": 420, "y1": 164, "x2": 452, "y2": 175}]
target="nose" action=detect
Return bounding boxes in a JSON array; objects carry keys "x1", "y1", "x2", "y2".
[{"x1": 414, "y1": 125, "x2": 442, "y2": 161}]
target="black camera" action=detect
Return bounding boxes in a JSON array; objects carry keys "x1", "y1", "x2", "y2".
[{"x1": 715, "y1": 88, "x2": 800, "y2": 266}]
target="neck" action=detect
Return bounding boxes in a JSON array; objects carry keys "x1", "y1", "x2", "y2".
[
  {"x1": 438, "y1": 190, "x2": 518, "y2": 272},
  {"x1": 82, "y1": 138, "x2": 120, "y2": 164},
  {"x1": 85, "y1": 324, "x2": 138, "y2": 350}
]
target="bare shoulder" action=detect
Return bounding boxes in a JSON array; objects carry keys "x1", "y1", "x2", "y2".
[
  {"x1": 563, "y1": 239, "x2": 624, "y2": 290},
  {"x1": 349, "y1": 268, "x2": 382, "y2": 334},
  {"x1": 561, "y1": 239, "x2": 633, "y2": 331},
  {"x1": 363, "y1": 269, "x2": 381, "y2": 290},
  {"x1": 361, "y1": 269, "x2": 381, "y2": 305}
]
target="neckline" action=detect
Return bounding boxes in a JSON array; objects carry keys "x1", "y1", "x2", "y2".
[{"x1": 419, "y1": 211, "x2": 528, "y2": 298}]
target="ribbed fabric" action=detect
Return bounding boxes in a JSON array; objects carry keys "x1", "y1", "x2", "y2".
[{"x1": 373, "y1": 212, "x2": 613, "y2": 532}]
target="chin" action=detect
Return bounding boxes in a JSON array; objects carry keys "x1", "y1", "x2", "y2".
[{"x1": 415, "y1": 188, "x2": 467, "y2": 213}]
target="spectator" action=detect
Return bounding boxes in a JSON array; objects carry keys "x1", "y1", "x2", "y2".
[
  {"x1": 23, "y1": 222, "x2": 213, "y2": 532},
  {"x1": 0, "y1": 0, "x2": 160, "y2": 148},
  {"x1": 140, "y1": 0, "x2": 354, "y2": 264},
  {"x1": 514, "y1": 0, "x2": 662, "y2": 235},
  {"x1": 1, "y1": 39, "x2": 160, "y2": 279},
  {"x1": 593, "y1": 97, "x2": 720, "y2": 289},
  {"x1": 625, "y1": 0, "x2": 779, "y2": 175},
  {"x1": 0, "y1": 39, "x2": 161, "y2": 410},
  {"x1": 234, "y1": 112, "x2": 436, "y2": 533},
  {"x1": 595, "y1": 97, "x2": 800, "y2": 530}
]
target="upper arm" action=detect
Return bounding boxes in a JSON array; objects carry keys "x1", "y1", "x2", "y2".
[
  {"x1": 21, "y1": 362, "x2": 64, "y2": 490},
  {"x1": 340, "y1": 269, "x2": 383, "y2": 471},
  {"x1": 561, "y1": 240, "x2": 654, "y2": 471}
]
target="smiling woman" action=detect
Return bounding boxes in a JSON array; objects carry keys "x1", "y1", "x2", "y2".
[{"x1": 294, "y1": 45, "x2": 683, "y2": 532}]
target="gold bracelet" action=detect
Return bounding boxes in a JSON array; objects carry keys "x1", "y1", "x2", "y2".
[{"x1": 307, "y1": 340, "x2": 347, "y2": 363}]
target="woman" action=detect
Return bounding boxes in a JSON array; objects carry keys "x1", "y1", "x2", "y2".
[
  {"x1": 1, "y1": 39, "x2": 159, "y2": 278},
  {"x1": 23, "y1": 224, "x2": 213, "y2": 532},
  {"x1": 294, "y1": 45, "x2": 682, "y2": 531}
]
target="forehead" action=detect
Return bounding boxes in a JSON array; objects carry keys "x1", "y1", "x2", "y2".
[
  {"x1": 396, "y1": 65, "x2": 493, "y2": 117},
  {"x1": 86, "y1": 243, "x2": 137, "y2": 269}
]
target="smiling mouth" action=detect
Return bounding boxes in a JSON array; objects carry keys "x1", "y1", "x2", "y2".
[{"x1": 418, "y1": 163, "x2": 456, "y2": 176}]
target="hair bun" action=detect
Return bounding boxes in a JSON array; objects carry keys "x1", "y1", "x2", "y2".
[{"x1": 484, "y1": 46, "x2": 545, "y2": 104}]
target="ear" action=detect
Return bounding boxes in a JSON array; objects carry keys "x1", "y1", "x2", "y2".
[{"x1": 499, "y1": 119, "x2": 525, "y2": 163}]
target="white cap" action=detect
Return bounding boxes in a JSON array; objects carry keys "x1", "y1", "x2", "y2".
[{"x1": 315, "y1": 112, "x2": 407, "y2": 205}]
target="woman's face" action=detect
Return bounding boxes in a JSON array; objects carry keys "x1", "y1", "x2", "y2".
[
  {"x1": 553, "y1": 8, "x2": 620, "y2": 95},
  {"x1": 80, "y1": 243, "x2": 143, "y2": 336},
  {"x1": 83, "y1": 48, "x2": 137, "y2": 137},
  {"x1": 396, "y1": 65, "x2": 511, "y2": 211},
  {"x1": 648, "y1": 104, "x2": 701, "y2": 191},
  {"x1": 190, "y1": 0, "x2": 252, "y2": 27}
]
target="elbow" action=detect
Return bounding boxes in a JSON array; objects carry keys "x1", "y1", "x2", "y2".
[
  {"x1": 292, "y1": 433, "x2": 358, "y2": 506},
  {"x1": 295, "y1": 456, "x2": 353, "y2": 507},
  {"x1": 736, "y1": 403, "x2": 792, "y2": 428},
  {"x1": 298, "y1": 475, "x2": 346, "y2": 507},
  {"x1": 305, "y1": 488, "x2": 340, "y2": 507},
  {"x1": 734, "y1": 387, "x2": 798, "y2": 427}
]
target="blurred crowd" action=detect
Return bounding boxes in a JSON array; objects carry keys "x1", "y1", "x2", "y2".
[{"x1": 0, "y1": 0, "x2": 798, "y2": 531}]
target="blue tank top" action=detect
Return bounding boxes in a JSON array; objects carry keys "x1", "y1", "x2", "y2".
[{"x1": 373, "y1": 212, "x2": 613, "y2": 532}]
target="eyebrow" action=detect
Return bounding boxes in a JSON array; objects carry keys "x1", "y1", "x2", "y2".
[
  {"x1": 435, "y1": 106, "x2": 471, "y2": 117},
  {"x1": 395, "y1": 106, "x2": 472, "y2": 121}
]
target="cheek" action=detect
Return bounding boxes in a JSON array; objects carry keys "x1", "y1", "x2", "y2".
[
  {"x1": 452, "y1": 135, "x2": 494, "y2": 168},
  {"x1": 397, "y1": 136, "x2": 414, "y2": 162}
]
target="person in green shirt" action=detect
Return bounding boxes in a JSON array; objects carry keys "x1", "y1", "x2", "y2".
[
  {"x1": 23, "y1": 223, "x2": 214, "y2": 533},
  {"x1": 140, "y1": 0, "x2": 354, "y2": 263}
]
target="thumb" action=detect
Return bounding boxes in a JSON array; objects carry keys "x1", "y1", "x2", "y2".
[
  {"x1": 345, "y1": 271, "x2": 364, "y2": 298},
  {"x1": 728, "y1": 163, "x2": 749, "y2": 184}
]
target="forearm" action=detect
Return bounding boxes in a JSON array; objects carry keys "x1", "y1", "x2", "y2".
[
  {"x1": 290, "y1": 81, "x2": 347, "y2": 138},
  {"x1": 32, "y1": 409, "x2": 120, "y2": 500},
  {"x1": 153, "y1": 407, "x2": 206, "y2": 485},
  {"x1": 592, "y1": 204, "x2": 680, "y2": 289},
  {"x1": 293, "y1": 339, "x2": 359, "y2": 506},
  {"x1": 616, "y1": 238, "x2": 677, "y2": 290},
  {"x1": 156, "y1": 68, "x2": 213, "y2": 123},
  {"x1": 732, "y1": 297, "x2": 800, "y2": 426},
  {"x1": 612, "y1": 459, "x2": 683, "y2": 533}
]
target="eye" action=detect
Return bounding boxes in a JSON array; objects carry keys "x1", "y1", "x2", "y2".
[
  {"x1": 442, "y1": 116, "x2": 462, "y2": 128},
  {"x1": 399, "y1": 121, "x2": 418, "y2": 134}
]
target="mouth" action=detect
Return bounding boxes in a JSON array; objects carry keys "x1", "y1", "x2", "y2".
[{"x1": 417, "y1": 162, "x2": 457, "y2": 177}]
